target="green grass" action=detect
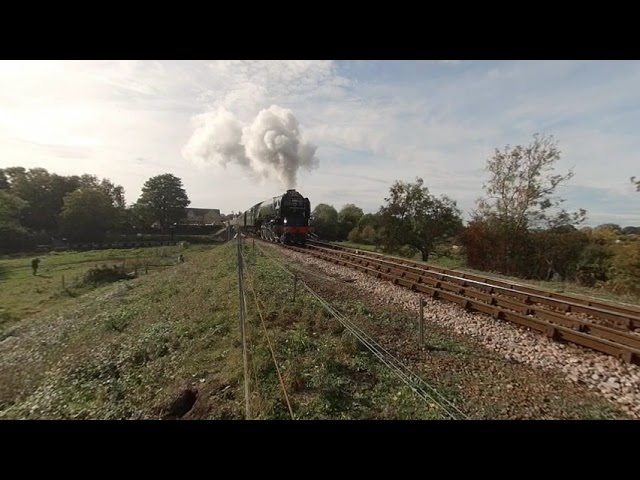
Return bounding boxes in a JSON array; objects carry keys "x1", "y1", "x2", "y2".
[
  {"x1": 242, "y1": 248, "x2": 447, "y2": 419},
  {"x1": 0, "y1": 245, "x2": 209, "y2": 334},
  {"x1": 0, "y1": 243, "x2": 232, "y2": 419},
  {"x1": 336, "y1": 241, "x2": 380, "y2": 253},
  {"x1": 0, "y1": 241, "x2": 452, "y2": 419},
  {"x1": 0, "y1": 240, "x2": 630, "y2": 420}
]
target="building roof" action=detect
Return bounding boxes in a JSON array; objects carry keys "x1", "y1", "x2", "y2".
[{"x1": 183, "y1": 208, "x2": 222, "y2": 225}]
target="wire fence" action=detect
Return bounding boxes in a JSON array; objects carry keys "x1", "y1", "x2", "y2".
[{"x1": 255, "y1": 242, "x2": 468, "y2": 420}]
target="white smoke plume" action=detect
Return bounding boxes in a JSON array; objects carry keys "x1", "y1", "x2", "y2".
[{"x1": 182, "y1": 105, "x2": 319, "y2": 189}]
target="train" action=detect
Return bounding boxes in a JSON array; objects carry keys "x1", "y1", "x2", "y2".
[{"x1": 228, "y1": 189, "x2": 311, "y2": 245}]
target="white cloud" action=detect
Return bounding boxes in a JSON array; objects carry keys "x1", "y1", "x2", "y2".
[{"x1": 0, "y1": 60, "x2": 639, "y2": 225}]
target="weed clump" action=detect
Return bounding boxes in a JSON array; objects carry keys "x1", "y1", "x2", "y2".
[{"x1": 82, "y1": 265, "x2": 132, "y2": 286}]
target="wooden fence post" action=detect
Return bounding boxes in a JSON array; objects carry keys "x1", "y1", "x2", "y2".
[{"x1": 419, "y1": 297, "x2": 424, "y2": 345}]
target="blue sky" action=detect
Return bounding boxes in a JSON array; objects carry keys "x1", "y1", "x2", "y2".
[{"x1": 0, "y1": 60, "x2": 638, "y2": 226}]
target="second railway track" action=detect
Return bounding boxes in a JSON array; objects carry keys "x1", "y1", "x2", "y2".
[{"x1": 275, "y1": 239, "x2": 640, "y2": 365}]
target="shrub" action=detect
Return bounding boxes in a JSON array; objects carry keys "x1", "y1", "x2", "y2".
[
  {"x1": 574, "y1": 243, "x2": 612, "y2": 287},
  {"x1": 82, "y1": 265, "x2": 131, "y2": 286},
  {"x1": 347, "y1": 227, "x2": 361, "y2": 243},
  {"x1": 606, "y1": 241, "x2": 640, "y2": 296}
]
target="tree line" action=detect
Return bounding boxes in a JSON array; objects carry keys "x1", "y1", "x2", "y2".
[
  {"x1": 0, "y1": 168, "x2": 191, "y2": 251},
  {"x1": 310, "y1": 134, "x2": 640, "y2": 297},
  {"x1": 2, "y1": 133, "x2": 638, "y2": 296}
]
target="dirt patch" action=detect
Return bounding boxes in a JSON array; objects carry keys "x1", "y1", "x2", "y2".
[
  {"x1": 184, "y1": 382, "x2": 241, "y2": 420},
  {"x1": 162, "y1": 386, "x2": 198, "y2": 420}
]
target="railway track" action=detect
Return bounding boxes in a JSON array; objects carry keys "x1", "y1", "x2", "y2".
[{"x1": 284, "y1": 239, "x2": 640, "y2": 365}]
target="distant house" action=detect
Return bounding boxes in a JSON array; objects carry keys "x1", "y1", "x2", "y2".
[{"x1": 182, "y1": 208, "x2": 222, "y2": 225}]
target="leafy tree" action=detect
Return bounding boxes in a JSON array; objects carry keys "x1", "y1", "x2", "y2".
[
  {"x1": 463, "y1": 134, "x2": 589, "y2": 278},
  {"x1": 349, "y1": 224, "x2": 378, "y2": 245},
  {"x1": 337, "y1": 204, "x2": 364, "y2": 240},
  {"x1": 594, "y1": 223, "x2": 622, "y2": 235},
  {"x1": 348, "y1": 213, "x2": 381, "y2": 245},
  {"x1": 0, "y1": 166, "x2": 129, "y2": 246},
  {"x1": 608, "y1": 241, "x2": 640, "y2": 295},
  {"x1": 622, "y1": 226, "x2": 640, "y2": 235},
  {"x1": 378, "y1": 178, "x2": 463, "y2": 262},
  {"x1": 2, "y1": 167, "x2": 80, "y2": 234},
  {"x1": 59, "y1": 188, "x2": 118, "y2": 242},
  {"x1": 475, "y1": 133, "x2": 586, "y2": 229},
  {"x1": 311, "y1": 204, "x2": 339, "y2": 240},
  {"x1": 1, "y1": 167, "x2": 26, "y2": 185},
  {"x1": 126, "y1": 203, "x2": 156, "y2": 232},
  {"x1": 76, "y1": 174, "x2": 126, "y2": 209},
  {"x1": 0, "y1": 169, "x2": 8, "y2": 190},
  {"x1": 360, "y1": 225, "x2": 378, "y2": 244},
  {"x1": 347, "y1": 227, "x2": 362, "y2": 243},
  {"x1": 0, "y1": 190, "x2": 28, "y2": 224},
  {"x1": 0, "y1": 190, "x2": 30, "y2": 250},
  {"x1": 358, "y1": 213, "x2": 381, "y2": 229},
  {"x1": 590, "y1": 224, "x2": 620, "y2": 245},
  {"x1": 529, "y1": 229, "x2": 589, "y2": 281},
  {"x1": 631, "y1": 176, "x2": 640, "y2": 192},
  {"x1": 75, "y1": 174, "x2": 127, "y2": 233},
  {"x1": 574, "y1": 242, "x2": 613, "y2": 287},
  {"x1": 136, "y1": 174, "x2": 190, "y2": 232}
]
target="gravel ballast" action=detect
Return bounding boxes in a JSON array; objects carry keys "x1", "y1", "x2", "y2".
[{"x1": 268, "y1": 244, "x2": 640, "y2": 419}]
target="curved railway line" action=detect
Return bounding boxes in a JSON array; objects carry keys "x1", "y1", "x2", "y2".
[{"x1": 265, "y1": 239, "x2": 640, "y2": 366}]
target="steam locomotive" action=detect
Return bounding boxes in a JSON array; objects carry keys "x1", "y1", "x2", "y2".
[{"x1": 229, "y1": 189, "x2": 311, "y2": 245}]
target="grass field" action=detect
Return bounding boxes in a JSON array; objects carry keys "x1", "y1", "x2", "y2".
[
  {"x1": 0, "y1": 240, "x2": 628, "y2": 419},
  {"x1": 0, "y1": 242, "x2": 449, "y2": 419},
  {"x1": 0, "y1": 245, "x2": 208, "y2": 334}
]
